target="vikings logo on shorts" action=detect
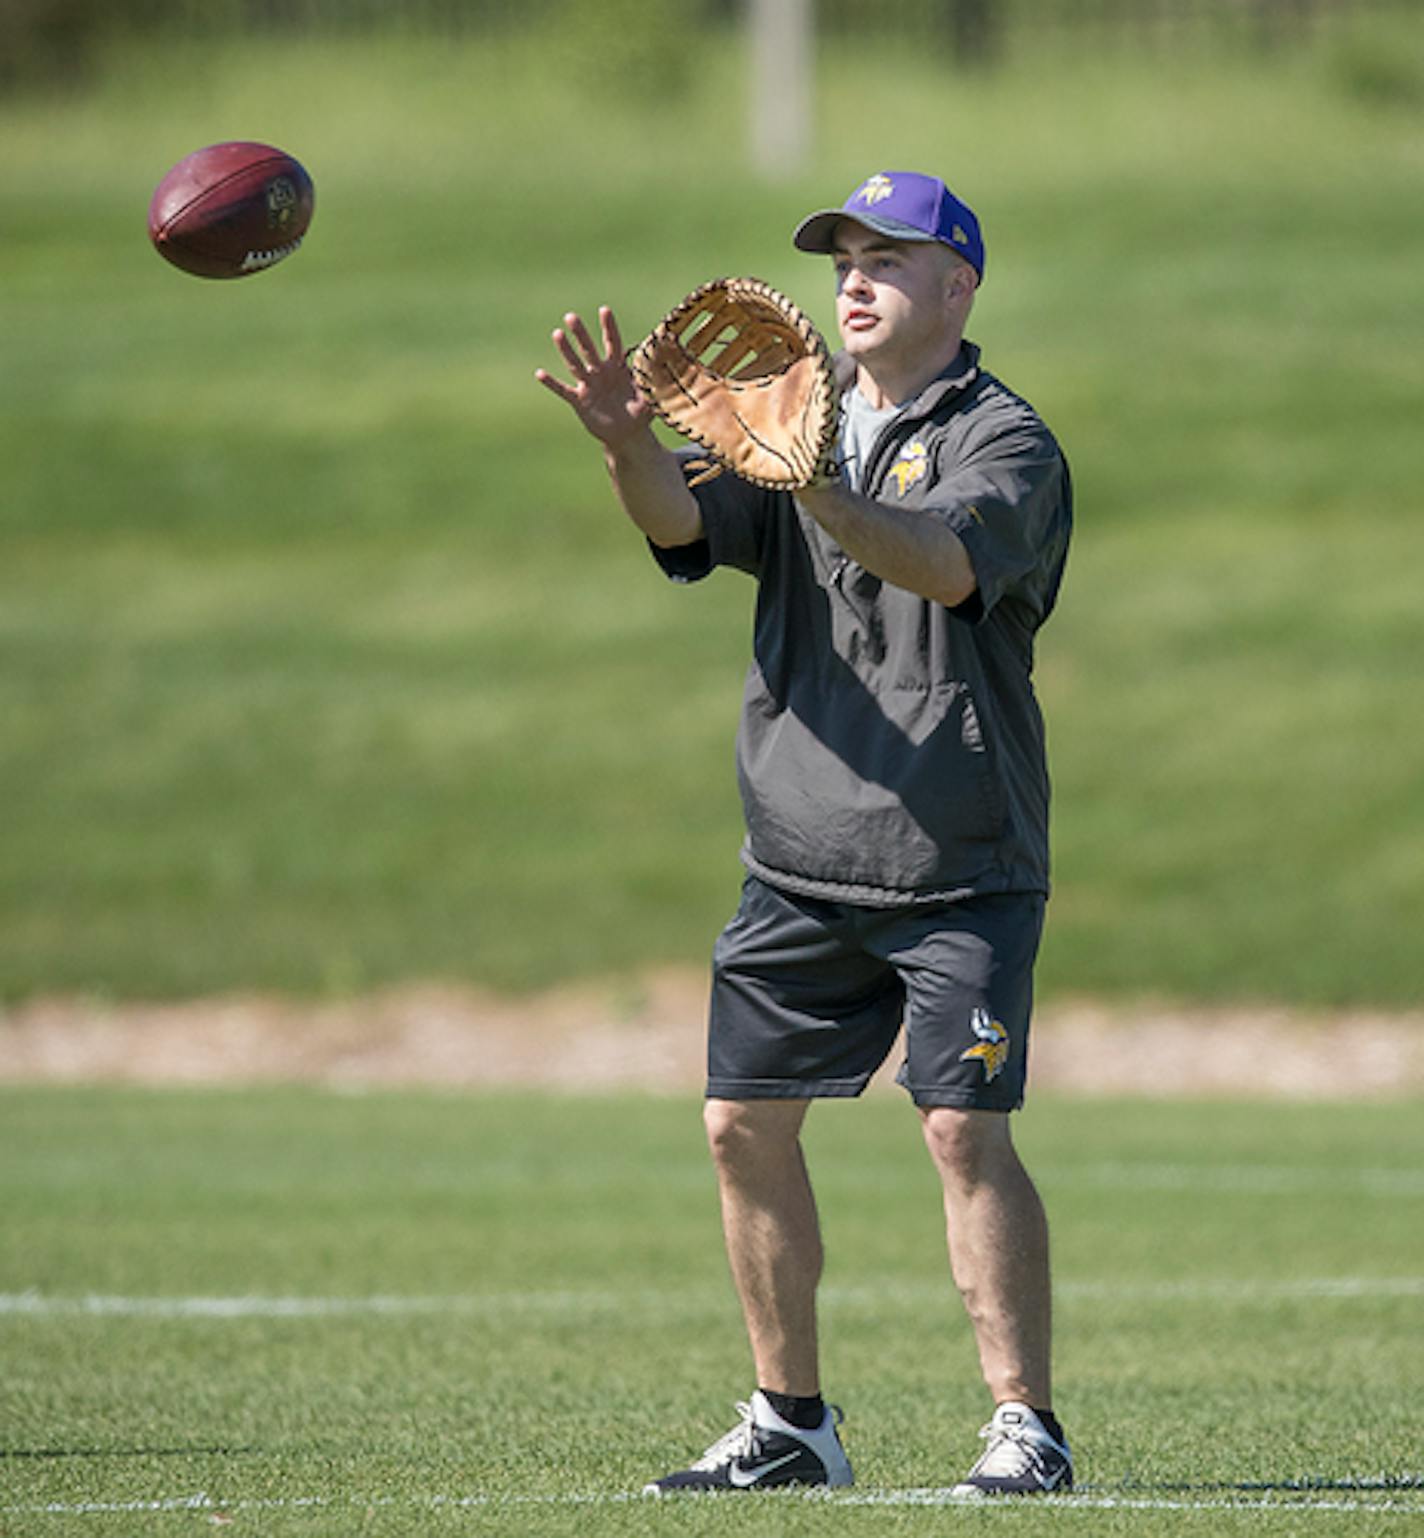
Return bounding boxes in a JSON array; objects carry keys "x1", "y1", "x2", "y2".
[
  {"x1": 888, "y1": 439, "x2": 929, "y2": 497},
  {"x1": 960, "y1": 1008, "x2": 1009, "y2": 1081}
]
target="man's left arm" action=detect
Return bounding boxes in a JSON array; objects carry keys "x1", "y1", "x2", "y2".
[
  {"x1": 796, "y1": 481, "x2": 978, "y2": 608},
  {"x1": 798, "y1": 425, "x2": 1067, "y2": 615}
]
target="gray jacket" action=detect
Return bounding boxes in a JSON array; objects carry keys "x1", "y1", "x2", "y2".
[{"x1": 653, "y1": 343, "x2": 1072, "y2": 905}]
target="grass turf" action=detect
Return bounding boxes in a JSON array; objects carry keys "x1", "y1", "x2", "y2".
[
  {"x1": 1, "y1": 1085, "x2": 1421, "y2": 1535},
  {"x1": 1, "y1": 25, "x2": 1422, "y2": 1006}
]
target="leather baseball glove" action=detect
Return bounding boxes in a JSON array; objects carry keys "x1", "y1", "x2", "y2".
[{"x1": 629, "y1": 277, "x2": 840, "y2": 491}]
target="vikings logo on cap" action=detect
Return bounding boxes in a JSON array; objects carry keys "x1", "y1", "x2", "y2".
[
  {"x1": 792, "y1": 170, "x2": 985, "y2": 279},
  {"x1": 960, "y1": 1008, "x2": 1009, "y2": 1081}
]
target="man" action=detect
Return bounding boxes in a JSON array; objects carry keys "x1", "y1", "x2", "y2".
[{"x1": 536, "y1": 171, "x2": 1073, "y2": 1499}]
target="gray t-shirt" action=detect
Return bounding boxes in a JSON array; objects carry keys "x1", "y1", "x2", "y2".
[
  {"x1": 653, "y1": 344, "x2": 1072, "y2": 905},
  {"x1": 839, "y1": 385, "x2": 902, "y2": 494}
]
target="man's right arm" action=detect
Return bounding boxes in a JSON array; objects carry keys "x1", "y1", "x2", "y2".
[
  {"x1": 535, "y1": 305, "x2": 703, "y2": 551},
  {"x1": 602, "y1": 429, "x2": 704, "y2": 550}
]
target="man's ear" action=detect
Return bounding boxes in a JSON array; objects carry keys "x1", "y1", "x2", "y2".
[{"x1": 944, "y1": 261, "x2": 975, "y2": 314}]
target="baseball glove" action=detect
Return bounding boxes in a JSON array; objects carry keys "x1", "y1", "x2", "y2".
[{"x1": 629, "y1": 277, "x2": 840, "y2": 491}]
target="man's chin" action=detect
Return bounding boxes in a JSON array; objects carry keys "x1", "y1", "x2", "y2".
[{"x1": 840, "y1": 332, "x2": 880, "y2": 363}]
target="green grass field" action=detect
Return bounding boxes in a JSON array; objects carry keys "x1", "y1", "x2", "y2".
[
  {"x1": 1, "y1": 1085, "x2": 1421, "y2": 1535},
  {"x1": 3, "y1": 22, "x2": 1422, "y2": 1008}
]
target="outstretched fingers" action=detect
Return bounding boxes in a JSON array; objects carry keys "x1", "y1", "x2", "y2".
[
  {"x1": 534, "y1": 364, "x2": 577, "y2": 404},
  {"x1": 535, "y1": 303, "x2": 654, "y2": 449},
  {"x1": 600, "y1": 306, "x2": 625, "y2": 361},
  {"x1": 563, "y1": 311, "x2": 606, "y2": 371},
  {"x1": 537, "y1": 307, "x2": 623, "y2": 397},
  {"x1": 552, "y1": 316, "x2": 592, "y2": 379},
  {"x1": 535, "y1": 310, "x2": 600, "y2": 402}
]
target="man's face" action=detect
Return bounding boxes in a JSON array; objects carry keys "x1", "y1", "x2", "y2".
[{"x1": 831, "y1": 222, "x2": 969, "y2": 369}]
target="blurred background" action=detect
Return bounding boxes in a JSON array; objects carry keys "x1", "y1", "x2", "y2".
[{"x1": 2, "y1": 0, "x2": 1421, "y2": 1015}]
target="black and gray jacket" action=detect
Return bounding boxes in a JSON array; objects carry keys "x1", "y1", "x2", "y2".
[{"x1": 653, "y1": 342, "x2": 1072, "y2": 905}]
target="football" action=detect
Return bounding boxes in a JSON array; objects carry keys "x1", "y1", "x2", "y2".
[{"x1": 149, "y1": 141, "x2": 315, "y2": 279}]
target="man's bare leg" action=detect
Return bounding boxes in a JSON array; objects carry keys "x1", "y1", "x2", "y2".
[
  {"x1": 703, "y1": 1097, "x2": 821, "y2": 1396},
  {"x1": 644, "y1": 1094, "x2": 853, "y2": 1491},
  {"x1": 919, "y1": 1106, "x2": 1052, "y2": 1407}
]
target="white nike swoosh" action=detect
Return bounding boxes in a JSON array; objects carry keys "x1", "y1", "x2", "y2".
[{"x1": 728, "y1": 1450, "x2": 804, "y2": 1487}]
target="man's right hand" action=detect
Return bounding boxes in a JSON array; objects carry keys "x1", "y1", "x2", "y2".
[
  {"x1": 536, "y1": 305, "x2": 703, "y2": 550},
  {"x1": 536, "y1": 307, "x2": 653, "y2": 450}
]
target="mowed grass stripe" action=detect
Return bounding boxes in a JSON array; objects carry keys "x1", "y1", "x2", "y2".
[
  {"x1": 5, "y1": 1277, "x2": 1423, "y2": 1319},
  {"x1": 1052, "y1": 1164, "x2": 1424, "y2": 1198}
]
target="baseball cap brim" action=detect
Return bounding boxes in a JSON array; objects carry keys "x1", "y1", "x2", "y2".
[{"x1": 792, "y1": 209, "x2": 945, "y2": 254}]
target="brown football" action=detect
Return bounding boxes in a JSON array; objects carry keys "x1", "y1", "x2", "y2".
[{"x1": 149, "y1": 141, "x2": 314, "y2": 280}]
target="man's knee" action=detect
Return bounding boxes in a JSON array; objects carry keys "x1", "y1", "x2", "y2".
[
  {"x1": 703, "y1": 1097, "x2": 807, "y2": 1172},
  {"x1": 920, "y1": 1105, "x2": 1018, "y2": 1188}
]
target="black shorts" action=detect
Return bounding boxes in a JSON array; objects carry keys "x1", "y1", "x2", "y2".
[{"x1": 707, "y1": 876, "x2": 1045, "y2": 1111}]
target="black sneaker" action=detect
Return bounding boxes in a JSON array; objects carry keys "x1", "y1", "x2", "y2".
[
  {"x1": 643, "y1": 1391, "x2": 853, "y2": 1494},
  {"x1": 951, "y1": 1402, "x2": 1073, "y2": 1497}
]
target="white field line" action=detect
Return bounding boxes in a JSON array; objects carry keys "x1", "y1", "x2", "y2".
[
  {"x1": 0, "y1": 1290, "x2": 645, "y2": 1319},
  {"x1": 2, "y1": 1276, "x2": 1423, "y2": 1321},
  {"x1": 8, "y1": 1487, "x2": 1424, "y2": 1519}
]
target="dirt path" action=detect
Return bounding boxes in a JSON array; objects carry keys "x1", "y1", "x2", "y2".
[{"x1": 2, "y1": 969, "x2": 1421, "y2": 1098}]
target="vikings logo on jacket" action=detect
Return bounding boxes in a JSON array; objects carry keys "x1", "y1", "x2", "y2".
[{"x1": 887, "y1": 439, "x2": 929, "y2": 497}]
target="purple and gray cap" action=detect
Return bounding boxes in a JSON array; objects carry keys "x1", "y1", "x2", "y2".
[{"x1": 792, "y1": 170, "x2": 985, "y2": 280}]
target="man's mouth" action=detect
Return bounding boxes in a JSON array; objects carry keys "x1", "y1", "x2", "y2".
[{"x1": 843, "y1": 308, "x2": 878, "y2": 332}]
